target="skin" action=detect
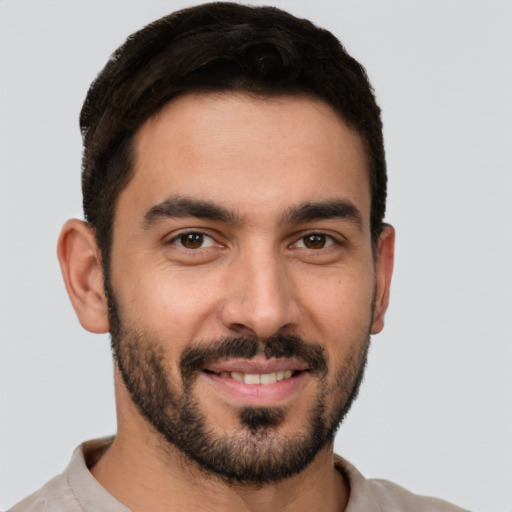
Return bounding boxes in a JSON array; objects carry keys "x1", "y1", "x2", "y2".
[{"x1": 58, "y1": 92, "x2": 394, "y2": 512}]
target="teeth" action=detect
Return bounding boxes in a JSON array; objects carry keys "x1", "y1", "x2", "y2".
[
  {"x1": 231, "y1": 372, "x2": 244, "y2": 382},
  {"x1": 260, "y1": 372, "x2": 277, "y2": 385},
  {"x1": 244, "y1": 373, "x2": 260, "y2": 385},
  {"x1": 219, "y1": 370, "x2": 296, "y2": 385}
]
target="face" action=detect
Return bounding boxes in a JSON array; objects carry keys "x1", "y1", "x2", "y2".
[{"x1": 107, "y1": 93, "x2": 391, "y2": 483}]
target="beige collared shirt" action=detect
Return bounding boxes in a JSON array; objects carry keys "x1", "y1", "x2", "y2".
[{"x1": 9, "y1": 437, "x2": 470, "y2": 512}]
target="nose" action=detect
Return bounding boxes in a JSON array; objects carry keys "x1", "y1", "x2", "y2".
[{"x1": 219, "y1": 245, "x2": 301, "y2": 339}]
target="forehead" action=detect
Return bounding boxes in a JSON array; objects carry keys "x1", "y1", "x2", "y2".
[{"x1": 119, "y1": 92, "x2": 371, "y2": 228}]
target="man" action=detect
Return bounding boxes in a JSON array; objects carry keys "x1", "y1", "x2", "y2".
[{"x1": 10, "y1": 3, "x2": 469, "y2": 511}]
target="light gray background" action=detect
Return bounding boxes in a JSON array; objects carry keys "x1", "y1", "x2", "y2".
[{"x1": 1, "y1": 1, "x2": 511, "y2": 510}]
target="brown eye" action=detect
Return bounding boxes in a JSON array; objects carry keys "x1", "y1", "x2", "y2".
[
  {"x1": 179, "y1": 233, "x2": 204, "y2": 249},
  {"x1": 169, "y1": 232, "x2": 218, "y2": 251},
  {"x1": 303, "y1": 234, "x2": 327, "y2": 249}
]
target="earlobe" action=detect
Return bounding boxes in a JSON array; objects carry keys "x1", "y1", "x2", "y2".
[
  {"x1": 371, "y1": 224, "x2": 395, "y2": 334},
  {"x1": 57, "y1": 219, "x2": 109, "y2": 334}
]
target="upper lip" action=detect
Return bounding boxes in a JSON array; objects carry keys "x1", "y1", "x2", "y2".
[{"x1": 204, "y1": 355, "x2": 308, "y2": 374}]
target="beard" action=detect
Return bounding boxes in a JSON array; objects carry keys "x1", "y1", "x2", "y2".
[{"x1": 106, "y1": 283, "x2": 371, "y2": 485}]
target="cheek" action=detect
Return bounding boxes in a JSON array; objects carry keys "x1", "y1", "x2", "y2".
[
  {"x1": 119, "y1": 266, "x2": 224, "y2": 344},
  {"x1": 296, "y1": 266, "x2": 375, "y2": 351}
]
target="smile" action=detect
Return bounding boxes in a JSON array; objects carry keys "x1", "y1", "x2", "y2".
[
  {"x1": 215, "y1": 370, "x2": 295, "y2": 385},
  {"x1": 202, "y1": 368, "x2": 310, "y2": 407}
]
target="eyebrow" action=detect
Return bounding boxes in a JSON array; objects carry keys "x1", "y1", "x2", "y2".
[
  {"x1": 280, "y1": 199, "x2": 363, "y2": 228},
  {"x1": 143, "y1": 195, "x2": 242, "y2": 228},
  {"x1": 142, "y1": 195, "x2": 363, "y2": 230}
]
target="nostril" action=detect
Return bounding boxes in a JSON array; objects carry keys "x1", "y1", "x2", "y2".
[{"x1": 227, "y1": 323, "x2": 259, "y2": 337}]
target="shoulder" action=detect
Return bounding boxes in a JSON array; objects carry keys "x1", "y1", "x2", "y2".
[
  {"x1": 8, "y1": 438, "x2": 116, "y2": 512},
  {"x1": 8, "y1": 437, "x2": 123, "y2": 512},
  {"x1": 335, "y1": 455, "x2": 471, "y2": 512},
  {"x1": 368, "y1": 478, "x2": 470, "y2": 512},
  {"x1": 8, "y1": 472, "x2": 80, "y2": 512}
]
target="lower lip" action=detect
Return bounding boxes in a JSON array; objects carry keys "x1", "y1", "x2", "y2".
[{"x1": 202, "y1": 371, "x2": 309, "y2": 406}]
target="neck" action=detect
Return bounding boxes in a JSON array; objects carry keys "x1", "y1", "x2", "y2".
[{"x1": 90, "y1": 374, "x2": 349, "y2": 512}]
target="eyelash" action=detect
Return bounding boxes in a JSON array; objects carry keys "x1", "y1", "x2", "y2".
[
  {"x1": 291, "y1": 232, "x2": 339, "y2": 250},
  {"x1": 167, "y1": 231, "x2": 219, "y2": 250},
  {"x1": 166, "y1": 230, "x2": 342, "y2": 252}
]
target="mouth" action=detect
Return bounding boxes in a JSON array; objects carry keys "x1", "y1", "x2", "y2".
[
  {"x1": 204, "y1": 369, "x2": 299, "y2": 385},
  {"x1": 200, "y1": 357, "x2": 310, "y2": 405}
]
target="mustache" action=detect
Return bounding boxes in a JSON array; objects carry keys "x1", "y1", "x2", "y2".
[{"x1": 180, "y1": 334, "x2": 328, "y2": 381}]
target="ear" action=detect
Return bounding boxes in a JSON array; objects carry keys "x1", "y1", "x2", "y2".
[
  {"x1": 371, "y1": 224, "x2": 395, "y2": 334},
  {"x1": 57, "y1": 219, "x2": 109, "y2": 334}
]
